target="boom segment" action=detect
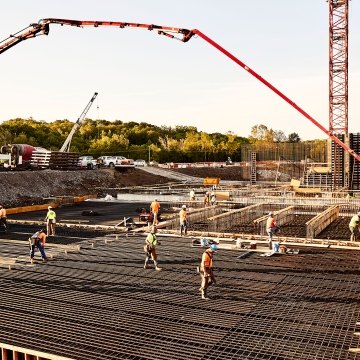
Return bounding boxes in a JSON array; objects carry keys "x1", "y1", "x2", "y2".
[{"x1": 1, "y1": 18, "x2": 359, "y2": 163}]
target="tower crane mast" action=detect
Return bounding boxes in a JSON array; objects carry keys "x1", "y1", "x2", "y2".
[{"x1": 60, "y1": 92, "x2": 98, "y2": 152}]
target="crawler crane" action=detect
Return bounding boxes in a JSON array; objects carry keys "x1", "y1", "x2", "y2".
[{"x1": 60, "y1": 92, "x2": 98, "y2": 152}]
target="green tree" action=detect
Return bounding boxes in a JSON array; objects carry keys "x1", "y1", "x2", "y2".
[{"x1": 288, "y1": 132, "x2": 301, "y2": 143}]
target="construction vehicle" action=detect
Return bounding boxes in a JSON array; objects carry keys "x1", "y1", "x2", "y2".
[
  {"x1": 0, "y1": 144, "x2": 51, "y2": 170},
  {"x1": 78, "y1": 156, "x2": 98, "y2": 169},
  {"x1": 0, "y1": 17, "x2": 359, "y2": 166},
  {"x1": 60, "y1": 92, "x2": 98, "y2": 152},
  {"x1": 0, "y1": 91, "x2": 97, "y2": 170}
]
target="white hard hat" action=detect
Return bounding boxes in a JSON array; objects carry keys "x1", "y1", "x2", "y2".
[
  {"x1": 269, "y1": 212, "x2": 273, "y2": 216},
  {"x1": 182, "y1": 205, "x2": 186, "y2": 209},
  {"x1": 48, "y1": 206, "x2": 52, "y2": 210}
]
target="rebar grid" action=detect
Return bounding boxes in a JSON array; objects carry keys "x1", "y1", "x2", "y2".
[{"x1": 0, "y1": 235, "x2": 360, "y2": 359}]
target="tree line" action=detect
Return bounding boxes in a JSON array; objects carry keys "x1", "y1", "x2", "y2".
[{"x1": 0, "y1": 118, "x2": 327, "y2": 163}]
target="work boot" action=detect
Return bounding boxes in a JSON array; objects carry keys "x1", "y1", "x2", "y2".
[
  {"x1": 144, "y1": 264, "x2": 151, "y2": 269},
  {"x1": 155, "y1": 266, "x2": 162, "y2": 271},
  {"x1": 201, "y1": 290, "x2": 209, "y2": 300}
]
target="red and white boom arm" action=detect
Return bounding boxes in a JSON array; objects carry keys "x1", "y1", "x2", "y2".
[{"x1": 1, "y1": 18, "x2": 359, "y2": 162}]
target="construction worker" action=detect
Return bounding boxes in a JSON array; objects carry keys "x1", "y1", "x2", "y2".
[
  {"x1": 45, "y1": 206, "x2": 56, "y2": 236},
  {"x1": 189, "y1": 188, "x2": 195, "y2": 201},
  {"x1": 266, "y1": 212, "x2": 278, "y2": 250},
  {"x1": 29, "y1": 229, "x2": 47, "y2": 264},
  {"x1": 150, "y1": 198, "x2": 161, "y2": 225},
  {"x1": 210, "y1": 192, "x2": 216, "y2": 206},
  {"x1": 349, "y1": 212, "x2": 360, "y2": 242},
  {"x1": 204, "y1": 192, "x2": 210, "y2": 207},
  {"x1": 199, "y1": 243, "x2": 218, "y2": 300},
  {"x1": 0, "y1": 205, "x2": 7, "y2": 231},
  {"x1": 144, "y1": 225, "x2": 162, "y2": 271},
  {"x1": 179, "y1": 205, "x2": 188, "y2": 236}
]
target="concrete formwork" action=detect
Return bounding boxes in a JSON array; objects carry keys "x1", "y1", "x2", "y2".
[
  {"x1": 207, "y1": 203, "x2": 265, "y2": 233},
  {"x1": 253, "y1": 206, "x2": 295, "y2": 235},
  {"x1": 306, "y1": 205, "x2": 340, "y2": 239}
]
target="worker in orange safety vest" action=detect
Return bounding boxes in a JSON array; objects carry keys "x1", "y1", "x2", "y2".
[
  {"x1": 0, "y1": 205, "x2": 7, "y2": 231},
  {"x1": 150, "y1": 198, "x2": 161, "y2": 225},
  {"x1": 199, "y1": 244, "x2": 218, "y2": 300}
]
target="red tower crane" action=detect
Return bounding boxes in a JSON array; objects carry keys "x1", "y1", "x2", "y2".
[
  {"x1": 1, "y1": 17, "x2": 360, "y2": 169},
  {"x1": 328, "y1": 0, "x2": 350, "y2": 189},
  {"x1": 329, "y1": 0, "x2": 349, "y2": 135}
]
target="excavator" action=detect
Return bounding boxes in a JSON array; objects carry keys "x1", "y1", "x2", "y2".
[{"x1": 1, "y1": 17, "x2": 359, "y2": 164}]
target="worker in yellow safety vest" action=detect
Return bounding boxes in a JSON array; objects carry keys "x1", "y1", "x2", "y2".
[
  {"x1": 45, "y1": 206, "x2": 56, "y2": 236},
  {"x1": 143, "y1": 225, "x2": 162, "y2": 271},
  {"x1": 349, "y1": 212, "x2": 360, "y2": 242}
]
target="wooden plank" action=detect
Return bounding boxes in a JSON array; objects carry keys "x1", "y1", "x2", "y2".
[{"x1": 0, "y1": 343, "x2": 75, "y2": 360}]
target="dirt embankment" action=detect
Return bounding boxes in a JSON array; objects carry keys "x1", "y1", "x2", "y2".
[
  {"x1": 0, "y1": 168, "x2": 170, "y2": 208},
  {"x1": 0, "y1": 163, "x2": 298, "y2": 208}
]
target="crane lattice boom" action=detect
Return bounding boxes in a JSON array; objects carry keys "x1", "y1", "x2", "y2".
[{"x1": 60, "y1": 92, "x2": 98, "y2": 152}]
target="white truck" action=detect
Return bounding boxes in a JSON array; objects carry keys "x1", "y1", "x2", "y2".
[
  {"x1": 78, "y1": 156, "x2": 98, "y2": 169},
  {"x1": 98, "y1": 155, "x2": 134, "y2": 168}
]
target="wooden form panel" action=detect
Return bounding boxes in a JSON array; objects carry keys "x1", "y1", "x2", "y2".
[
  {"x1": 253, "y1": 206, "x2": 295, "y2": 236},
  {"x1": 306, "y1": 205, "x2": 339, "y2": 239},
  {"x1": 207, "y1": 203, "x2": 265, "y2": 233}
]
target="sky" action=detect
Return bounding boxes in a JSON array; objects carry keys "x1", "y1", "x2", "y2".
[{"x1": 1, "y1": 0, "x2": 360, "y2": 140}]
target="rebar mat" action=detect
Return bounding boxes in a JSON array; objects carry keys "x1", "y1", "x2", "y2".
[{"x1": 0, "y1": 236, "x2": 360, "y2": 359}]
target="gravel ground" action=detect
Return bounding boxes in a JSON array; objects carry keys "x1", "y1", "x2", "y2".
[{"x1": 0, "y1": 168, "x2": 171, "y2": 207}]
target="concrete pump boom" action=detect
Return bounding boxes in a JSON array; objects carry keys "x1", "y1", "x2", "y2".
[
  {"x1": 60, "y1": 92, "x2": 98, "y2": 152},
  {"x1": 1, "y1": 18, "x2": 359, "y2": 163}
]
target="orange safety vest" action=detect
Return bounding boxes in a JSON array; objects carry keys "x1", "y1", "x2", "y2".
[
  {"x1": 266, "y1": 216, "x2": 276, "y2": 229},
  {"x1": 179, "y1": 209, "x2": 187, "y2": 222},
  {"x1": 151, "y1": 201, "x2": 160, "y2": 213},
  {"x1": 201, "y1": 250, "x2": 213, "y2": 269},
  {"x1": 0, "y1": 208, "x2": 6, "y2": 218}
]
